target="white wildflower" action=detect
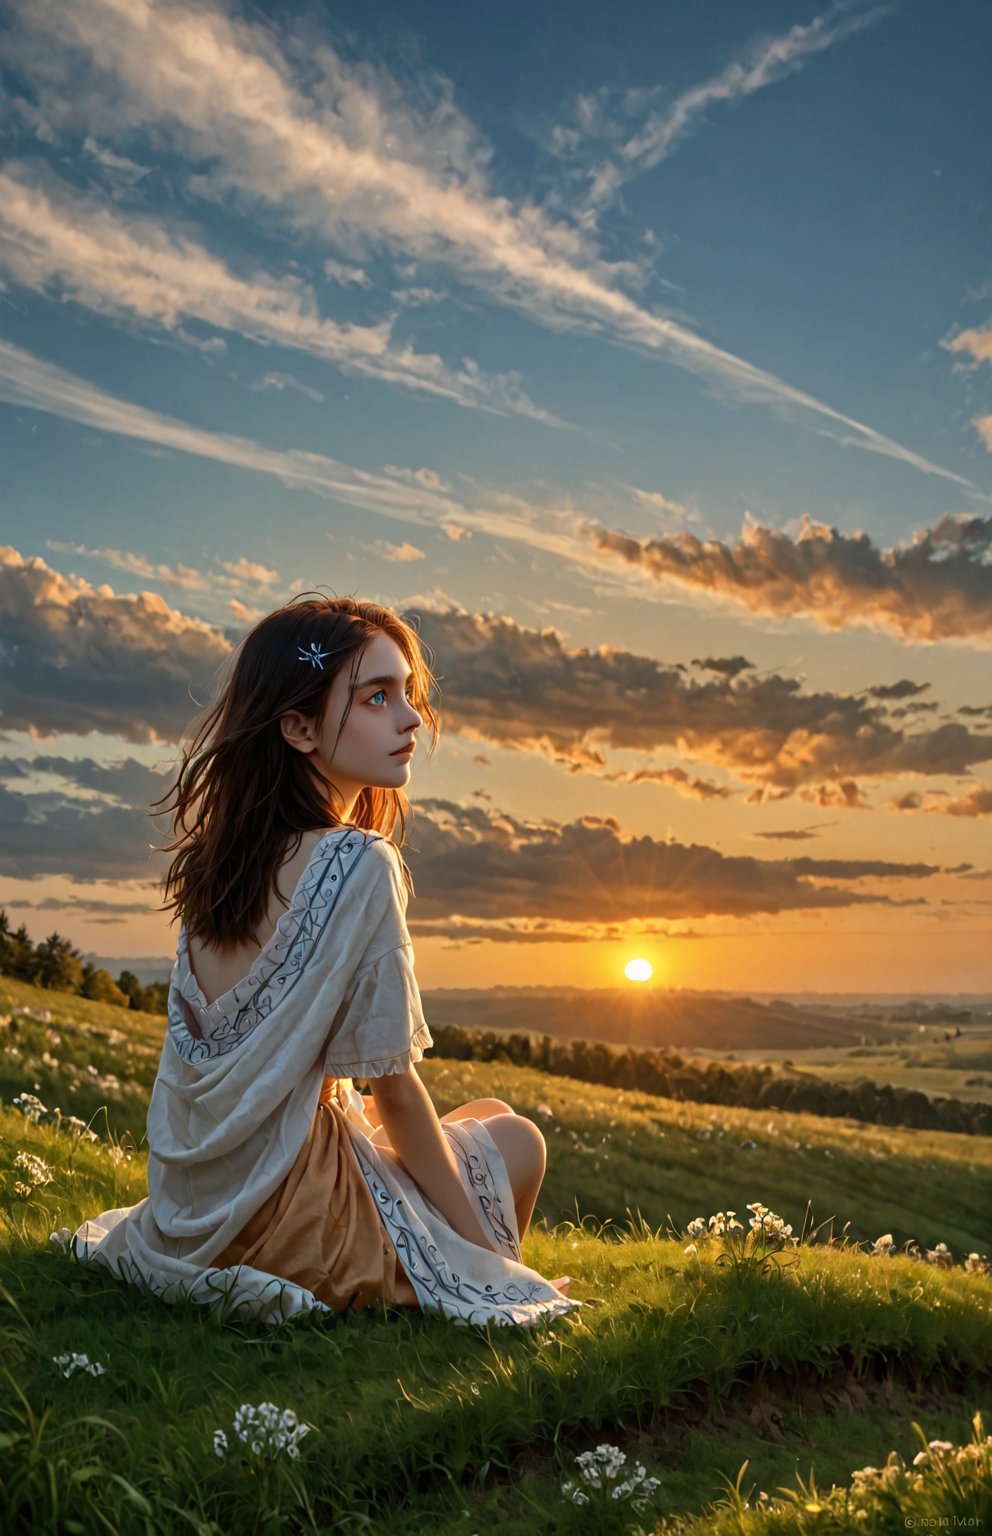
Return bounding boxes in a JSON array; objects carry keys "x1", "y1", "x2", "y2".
[
  {"x1": 53, "y1": 1352, "x2": 107, "y2": 1378},
  {"x1": 58, "y1": 1114, "x2": 98, "y2": 1142},
  {"x1": 561, "y1": 1443, "x2": 661, "y2": 1512},
  {"x1": 12, "y1": 1150, "x2": 53, "y2": 1195},
  {"x1": 215, "y1": 1401, "x2": 310, "y2": 1462},
  {"x1": 12, "y1": 1091, "x2": 49, "y2": 1123}
]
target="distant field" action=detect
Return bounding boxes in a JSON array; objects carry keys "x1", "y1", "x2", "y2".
[{"x1": 697, "y1": 1020, "x2": 992, "y2": 1108}]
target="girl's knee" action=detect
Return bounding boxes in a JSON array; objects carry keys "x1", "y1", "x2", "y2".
[
  {"x1": 487, "y1": 1113, "x2": 546, "y2": 1182},
  {"x1": 445, "y1": 1097, "x2": 515, "y2": 1122},
  {"x1": 477, "y1": 1097, "x2": 516, "y2": 1119}
]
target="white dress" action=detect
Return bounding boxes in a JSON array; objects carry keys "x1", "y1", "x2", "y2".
[{"x1": 74, "y1": 828, "x2": 584, "y2": 1331}]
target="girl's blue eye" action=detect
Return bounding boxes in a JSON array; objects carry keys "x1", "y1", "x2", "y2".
[{"x1": 369, "y1": 687, "x2": 416, "y2": 706}]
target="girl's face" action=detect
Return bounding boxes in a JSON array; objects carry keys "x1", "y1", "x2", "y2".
[{"x1": 281, "y1": 629, "x2": 423, "y2": 818}]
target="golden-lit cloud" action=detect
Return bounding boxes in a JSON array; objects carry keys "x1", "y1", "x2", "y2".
[
  {"x1": 413, "y1": 606, "x2": 992, "y2": 796},
  {"x1": 0, "y1": 764, "x2": 938, "y2": 929},
  {"x1": 361, "y1": 540, "x2": 427, "y2": 563},
  {"x1": 588, "y1": 511, "x2": 992, "y2": 644},
  {"x1": 4, "y1": 549, "x2": 992, "y2": 802},
  {"x1": 0, "y1": 545, "x2": 229, "y2": 742},
  {"x1": 888, "y1": 782, "x2": 992, "y2": 818}
]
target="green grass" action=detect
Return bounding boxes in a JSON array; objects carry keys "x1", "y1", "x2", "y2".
[{"x1": 1, "y1": 980, "x2": 990, "y2": 1533}]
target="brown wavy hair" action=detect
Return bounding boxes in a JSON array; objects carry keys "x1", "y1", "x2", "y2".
[{"x1": 149, "y1": 593, "x2": 440, "y2": 950}]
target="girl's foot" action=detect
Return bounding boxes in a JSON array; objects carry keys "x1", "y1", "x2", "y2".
[{"x1": 549, "y1": 1275, "x2": 571, "y2": 1295}]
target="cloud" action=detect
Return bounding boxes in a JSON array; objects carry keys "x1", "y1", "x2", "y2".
[
  {"x1": 588, "y1": 510, "x2": 992, "y2": 645},
  {"x1": 0, "y1": 546, "x2": 230, "y2": 743},
  {"x1": 1, "y1": 341, "x2": 604, "y2": 569},
  {"x1": 400, "y1": 798, "x2": 927, "y2": 932},
  {"x1": 250, "y1": 371, "x2": 325, "y2": 403},
  {"x1": 0, "y1": 751, "x2": 170, "y2": 811},
  {"x1": 0, "y1": 160, "x2": 564, "y2": 426},
  {"x1": 361, "y1": 539, "x2": 426, "y2": 563},
  {"x1": 0, "y1": 781, "x2": 163, "y2": 881},
  {"x1": 554, "y1": 1, "x2": 895, "y2": 209},
  {"x1": 0, "y1": 0, "x2": 981, "y2": 488},
  {"x1": 409, "y1": 605, "x2": 992, "y2": 795},
  {"x1": 5, "y1": 549, "x2": 991, "y2": 801},
  {"x1": 749, "y1": 822, "x2": 835, "y2": 842},
  {"x1": 0, "y1": 768, "x2": 932, "y2": 927},
  {"x1": 45, "y1": 541, "x2": 281, "y2": 594},
  {"x1": 940, "y1": 323, "x2": 992, "y2": 368},
  {"x1": 888, "y1": 781, "x2": 992, "y2": 817},
  {"x1": 599, "y1": 764, "x2": 733, "y2": 802}
]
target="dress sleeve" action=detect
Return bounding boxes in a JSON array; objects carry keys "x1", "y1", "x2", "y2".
[{"x1": 321, "y1": 837, "x2": 434, "y2": 1080}]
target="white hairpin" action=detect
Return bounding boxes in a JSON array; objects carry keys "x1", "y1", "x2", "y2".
[{"x1": 298, "y1": 641, "x2": 332, "y2": 670}]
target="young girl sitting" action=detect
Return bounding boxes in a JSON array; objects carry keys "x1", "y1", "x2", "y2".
[{"x1": 74, "y1": 595, "x2": 582, "y2": 1330}]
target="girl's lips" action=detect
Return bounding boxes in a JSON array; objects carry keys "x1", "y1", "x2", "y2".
[{"x1": 391, "y1": 743, "x2": 415, "y2": 756}]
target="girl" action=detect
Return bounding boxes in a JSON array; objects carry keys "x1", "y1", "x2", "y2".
[{"x1": 74, "y1": 595, "x2": 582, "y2": 1330}]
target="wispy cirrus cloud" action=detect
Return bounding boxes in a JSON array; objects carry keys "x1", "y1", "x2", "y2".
[
  {"x1": 45, "y1": 541, "x2": 281, "y2": 594},
  {"x1": 5, "y1": 338, "x2": 991, "y2": 649},
  {"x1": 0, "y1": 161, "x2": 566, "y2": 426},
  {"x1": 0, "y1": 0, "x2": 981, "y2": 488},
  {"x1": 549, "y1": 0, "x2": 896, "y2": 211}
]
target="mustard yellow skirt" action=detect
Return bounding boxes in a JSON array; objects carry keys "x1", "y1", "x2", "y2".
[{"x1": 213, "y1": 1081, "x2": 407, "y2": 1313}]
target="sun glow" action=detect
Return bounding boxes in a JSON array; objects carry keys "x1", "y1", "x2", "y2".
[{"x1": 624, "y1": 958, "x2": 653, "y2": 983}]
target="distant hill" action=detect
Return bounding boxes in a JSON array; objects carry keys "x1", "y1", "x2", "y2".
[{"x1": 420, "y1": 987, "x2": 920, "y2": 1054}]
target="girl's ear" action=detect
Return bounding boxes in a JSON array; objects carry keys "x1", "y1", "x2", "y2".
[{"x1": 279, "y1": 710, "x2": 318, "y2": 754}]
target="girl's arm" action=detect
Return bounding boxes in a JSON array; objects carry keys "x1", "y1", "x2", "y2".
[
  {"x1": 369, "y1": 1066, "x2": 502, "y2": 1255},
  {"x1": 360, "y1": 1091, "x2": 383, "y2": 1130}
]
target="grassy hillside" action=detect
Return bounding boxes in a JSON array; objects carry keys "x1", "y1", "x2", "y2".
[{"x1": 1, "y1": 978, "x2": 990, "y2": 1532}]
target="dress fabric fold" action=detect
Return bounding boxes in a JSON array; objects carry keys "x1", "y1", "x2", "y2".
[
  {"x1": 213, "y1": 1094, "x2": 404, "y2": 1314},
  {"x1": 72, "y1": 827, "x2": 585, "y2": 1331}
]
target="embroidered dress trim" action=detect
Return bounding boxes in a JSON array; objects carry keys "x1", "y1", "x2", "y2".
[
  {"x1": 168, "y1": 830, "x2": 375, "y2": 1065},
  {"x1": 345, "y1": 1123, "x2": 568, "y2": 1326}
]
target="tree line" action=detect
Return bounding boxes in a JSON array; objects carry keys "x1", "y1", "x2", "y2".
[
  {"x1": 426, "y1": 1021, "x2": 992, "y2": 1137},
  {"x1": 0, "y1": 910, "x2": 169, "y2": 1015}
]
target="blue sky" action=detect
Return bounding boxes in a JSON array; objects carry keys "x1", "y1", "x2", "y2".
[{"x1": 0, "y1": 0, "x2": 990, "y2": 993}]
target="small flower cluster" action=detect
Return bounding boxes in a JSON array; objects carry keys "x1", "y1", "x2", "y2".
[
  {"x1": 7, "y1": 1092, "x2": 98, "y2": 1142},
  {"x1": 849, "y1": 1425, "x2": 992, "y2": 1498},
  {"x1": 12, "y1": 1091, "x2": 48, "y2": 1123},
  {"x1": 686, "y1": 1210, "x2": 745, "y2": 1240},
  {"x1": 53, "y1": 1352, "x2": 106, "y2": 1378},
  {"x1": 869, "y1": 1234, "x2": 991, "y2": 1273},
  {"x1": 213, "y1": 1402, "x2": 310, "y2": 1461},
  {"x1": 561, "y1": 1443, "x2": 661, "y2": 1512},
  {"x1": 12, "y1": 1149, "x2": 53, "y2": 1198},
  {"x1": 745, "y1": 1201, "x2": 795, "y2": 1243},
  {"x1": 54, "y1": 1109, "x2": 99, "y2": 1143}
]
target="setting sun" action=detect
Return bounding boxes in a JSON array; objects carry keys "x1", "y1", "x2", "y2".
[{"x1": 624, "y1": 958, "x2": 653, "y2": 983}]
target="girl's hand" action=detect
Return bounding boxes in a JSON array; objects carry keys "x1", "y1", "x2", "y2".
[{"x1": 549, "y1": 1275, "x2": 571, "y2": 1296}]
